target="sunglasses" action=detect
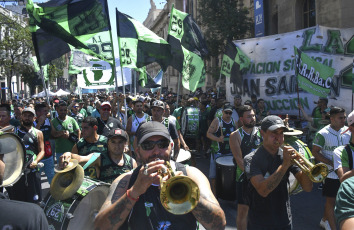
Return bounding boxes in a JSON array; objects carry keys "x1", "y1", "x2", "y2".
[
  {"x1": 73, "y1": 106, "x2": 79, "y2": 108},
  {"x1": 102, "y1": 108, "x2": 111, "y2": 111},
  {"x1": 140, "y1": 139, "x2": 170, "y2": 150},
  {"x1": 224, "y1": 111, "x2": 232, "y2": 115}
]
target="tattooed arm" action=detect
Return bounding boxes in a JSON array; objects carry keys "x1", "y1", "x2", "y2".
[
  {"x1": 94, "y1": 173, "x2": 134, "y2": 230},
  {"x1": 187, "y1": 166, "x2": 226, "y2": 230}
]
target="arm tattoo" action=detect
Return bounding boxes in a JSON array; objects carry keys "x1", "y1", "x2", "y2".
[
  {"x1": 266, "y1": 169, "x2": 285, "y2": 192},
  {"x1": 111, "y1": 179, "x2": 128, "y2": 203},
  {"x1": 108, "y1": 195, "x2": 134, "y2": 226}
]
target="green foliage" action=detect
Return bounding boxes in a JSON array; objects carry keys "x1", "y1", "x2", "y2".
[
  {"x1": 0, "y1": 12, "x2": 33, "y2": 98},
  {"x1": 20, "y1": 64, "x2": 39, "y2": 95},
  {"x1": 197, "y1": 0, "x2": 253, "y2": 57},
  {"x1": 48, "y1": 56, "x2": 66, "y2": 83}
]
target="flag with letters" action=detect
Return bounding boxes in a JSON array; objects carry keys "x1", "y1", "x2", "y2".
[
  {"x1": 167, "y1": 5, "x2": 208, "y2": 92},
  {"x1": 27, "y1": 0, "x2": 113, "y2": 67},
  {"x1": 294, "y1": 46, "x2": 335, "y2": 97},
  {"x1": 116, "y1": 10, "x2": 172, "y2": 71}
]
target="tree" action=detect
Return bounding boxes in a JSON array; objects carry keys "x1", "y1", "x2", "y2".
[
  {"x1": 198, "y1": 0, "x2": 253, "y2": 80},
  {"x1": 20, "y1": 64, "x2": 40, "y2": 96},
  {"x1": 0, "y1": 11, "x2": 33, "y2": 99}
]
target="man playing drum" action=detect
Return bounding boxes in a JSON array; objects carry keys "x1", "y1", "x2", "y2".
[
  {"x1": 244, "y1": 115, "x2": 313, "y2": 230},
  {"x1": 7, "y1": 107, "x2": 45, "y2": 204},
  {"x1": 207, "y1": 105, "x2": 236, "y2": 194},
  {"x1": 94, "y1": 121, "x2": 226, "y2": 230},
  {"x1": 230, "y1": 105, "x2": 262, "y2": 230}
]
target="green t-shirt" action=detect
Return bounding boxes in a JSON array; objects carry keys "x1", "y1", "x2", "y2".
[
  {"x1": 335, "y1": 176, "x2": 354, "y2": 226},
  {"x1": 172, "y1": 107, "x2": 183, "y2": 122},
  {"x1": 51, "y1": 116, "x2": 80, "y2": 153},
  {"x1": 80, "y1": 108, "x2": 88, "y2": 118}
]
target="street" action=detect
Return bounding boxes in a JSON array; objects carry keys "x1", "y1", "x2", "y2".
[{"x1": 40, "y1": 157, "x2": 326, "y2": 230}]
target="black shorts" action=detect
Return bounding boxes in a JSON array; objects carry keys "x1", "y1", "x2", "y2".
[
  {"x1": 6, "y1": 171, "x2": 42, "y2": 203},
  {"x1": 322, "y1": 178, "x2": 340, "y2": 197},
  {"x1": 236, "y1": 181, "x2": 248, "y2": 205}
]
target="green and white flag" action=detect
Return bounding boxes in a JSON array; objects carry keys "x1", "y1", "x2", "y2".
[
  {"x1": 137, "y1": 67, "x2": 162, "y2": 88},
  {"x1": 30, "y1": 56, "x2": 48, "y2": 81},
  {"x1": 168, "y1": 5, "x2": 208, "y2": 92},
  {"x1": 27, "y1": 0, "x2": 113, "y2": 67},
  {"x1": 116, "y1": 10, "x2": 172, "y2": 71},
  {"x1": 294, "y1": 46, "x2": 335, "y2": 97}
]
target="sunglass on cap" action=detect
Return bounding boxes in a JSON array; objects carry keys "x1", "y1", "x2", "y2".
[
  {"x1": 101, "y1": 107, "x2": 111, "y2": 111},
  {"x1": 224, "y1": 111, "x2": 232, "y2": 115},
  {"x1": 140, "y1": 139, "x2": 170, "y2": 150}
]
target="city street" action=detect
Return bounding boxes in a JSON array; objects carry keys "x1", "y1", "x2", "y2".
[{"x1": 40, "y1": 156, "x2": 326, "y2": 230}]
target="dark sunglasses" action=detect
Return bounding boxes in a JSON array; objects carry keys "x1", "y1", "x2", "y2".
[
  {"x1": 102, "y1": 108, "x2": 111, "y2": 111},
  {"x1": 73, "y1": 106, "x2": 79, "y2": 108},
  {"x1": 224, "y1": 111, "x2": 232, "y2": 115},
  {"x1": 140, "y1": 139, "x2": 170, "y2": 150}
]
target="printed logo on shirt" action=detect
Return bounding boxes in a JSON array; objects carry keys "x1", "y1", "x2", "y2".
[
  {"x1": 109, "y1": 122, "x2": 113, "y2": 128},
  {"x1": 68, "y1": 124, "x2": 73, "y2": 129},
  {"x1": 157, "y1": 221, "x2": 171, "y2": 230}
]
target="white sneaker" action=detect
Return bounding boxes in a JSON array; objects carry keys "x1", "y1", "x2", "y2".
[{"x1": 319, "y1": 219, "x2": 331, "y2": 230}]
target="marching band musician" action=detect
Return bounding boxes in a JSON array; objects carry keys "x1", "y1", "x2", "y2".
[
  {"x1": 94, "y1": 121, "x2": 226, "y2": 230},
  {"x1": 244, "y1": 115, "x2": 313, "y2": 230}
]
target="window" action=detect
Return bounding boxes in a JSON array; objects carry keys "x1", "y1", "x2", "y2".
[{"x1": 303, "y1": 0, "x2": 316, "y2": 28}]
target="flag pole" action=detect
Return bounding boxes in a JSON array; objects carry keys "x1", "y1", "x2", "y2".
[
  {"x1": 39, "y1": 66, "x2": 50, "y2": 106},
  {"x1": 115, "y1": 7, "x2": 127, "y2": 119},
  {"x1": 176, "y1": 73, "x2": 181, "y2": 106},
  {"x1": 134, "y1": 70, "x2": 137, "y2": 96}
]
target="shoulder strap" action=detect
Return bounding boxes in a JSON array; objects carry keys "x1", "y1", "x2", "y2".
[{"x1": 345, "y1": 144, "x2": 353, "y2": 170}]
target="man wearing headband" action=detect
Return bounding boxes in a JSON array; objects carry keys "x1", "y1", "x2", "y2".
[
  {"x1": 244, "y1": 115, "x2": 312, "y2": 230},
  {"x1": 95, "y1": 121, "x2": 226, "y2": 230}
]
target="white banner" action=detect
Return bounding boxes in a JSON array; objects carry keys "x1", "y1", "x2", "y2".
[
  {"x1": 77, "y1": 58, "x2": 131, "y2": 89},
  {"x1": 226, "y1": 25, "x2": 354, "y2": 115}
]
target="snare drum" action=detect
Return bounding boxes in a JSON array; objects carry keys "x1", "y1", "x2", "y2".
[
  {"x1": 286, "y1": 138, "x2": 314, "y2": 195},
  {"x1": 44, "y1": 177, "x2": 110, "y2": 230},
  {"x1": 176, "y1": 149, "x2": 191, "y2": 165},
  {"x1": 0, "y1": 133, "x2": 25, "y2": 187},
  {"x1": 215, "y1": 155, "x2": 236, "y2": 201}
]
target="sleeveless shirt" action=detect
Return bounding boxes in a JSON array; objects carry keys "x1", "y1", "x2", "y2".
[{"x1": 99, "y1": 153, "x2": 133, "y2": 183}]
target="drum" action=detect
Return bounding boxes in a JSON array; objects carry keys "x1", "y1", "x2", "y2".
[
  {"x1": 0, "y1": 133, "x2": 25, "y2": 187},
  {"x1": 43, "y1": 177, "x2": 110, "y2": 230},
  {"x1": 286, "y1": 138, "x2": 314, "y2": 195},
  {"x1": 176, "y1": 149, "x2": 191, "y2": 165},
  {"x1": 215, "y1": 155, "x2": 236, "y2": 201}
]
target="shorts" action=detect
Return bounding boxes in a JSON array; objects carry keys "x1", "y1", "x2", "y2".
[
  {"x1": 209, "y1": 153, "x2": 232, "y2": 179},
  {"x1": 236, "y1": 181, "x2": 248, "y2": 205},
  {"x1": 322, "y1": 178, "x2": 340, "y2": 197}
]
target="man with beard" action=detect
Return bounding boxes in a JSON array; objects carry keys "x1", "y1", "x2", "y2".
[
  {"x1": 244, "y1": 115, "x2": 313, "y2": 230},
  {"x1": 7, "y1": 108, "x2": 45, "y2": 204},
  {"x1": 51, "y1": 101, "x2": 81, "y2": 162},
  {"x1": 94, "y1": 121, "x2": 226, "y2": 230},
  {"x1": 60, "y1": 127, "x2": 137, "y2": 183},
  {"x1": 70, "y1": 101, "x2": 85, "y2": 128},
  {"x1": 97, "y1": 101, "x2": 124, "y2": 137},
  {"x1": 230, "y1": 105, "x2": 262, "y2": 230},
  {"x1": 126, "y1": 99, "x2": 149, "y2": 153}
]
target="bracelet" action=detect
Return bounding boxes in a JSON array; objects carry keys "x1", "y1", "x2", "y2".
[{"x1": 126, "y1": 189, "x2": 139, "y2": 201}]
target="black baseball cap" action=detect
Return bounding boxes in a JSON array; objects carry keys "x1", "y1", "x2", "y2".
[
  {"x1": 223, "y1": 105, "x2": 233, "y2": 112},
  {"x1": 136, "y1": 121, "x2": 170, "y2": 145},
  {"x1": 108, "y1": 128, "x2": 128, "y2": 140},
  {"x1": 261, "y1": 115, "x2": 289, "y2": 132}
]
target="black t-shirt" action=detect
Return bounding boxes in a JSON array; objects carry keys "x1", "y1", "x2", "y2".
[
  {"x1": 97, "y1": 117, "x2": 124, "y2": 137},
  {"x1": 244, "y1": 145, "x2": 300, "y2": 229},
  {"x1": 0, "y1": 199, "x2": 49, "y2": 230}
]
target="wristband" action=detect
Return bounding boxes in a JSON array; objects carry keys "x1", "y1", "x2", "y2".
[{"x1": 126, "y1": 189, "x2": 139, "y2": 201}]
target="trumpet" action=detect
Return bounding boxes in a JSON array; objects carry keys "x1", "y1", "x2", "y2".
[
  {"x1": 281, "y1": 144, "x2": 328, "y2": 183},
  {"x1": 158, "y1": 161, "x2": 200, "y2": 215}
]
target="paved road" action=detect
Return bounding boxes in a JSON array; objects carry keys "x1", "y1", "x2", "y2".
[{"x1": 40, "y1": 156, "x2": 326, "y2": 230}]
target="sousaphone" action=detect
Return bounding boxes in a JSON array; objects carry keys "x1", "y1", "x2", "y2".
[{"x1": 0, "y1": 132, "x2": 25, "y2": 187}]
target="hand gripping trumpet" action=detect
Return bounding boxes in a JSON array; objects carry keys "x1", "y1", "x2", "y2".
[
  {"x1": 159, "y1": 161, "x2": 200, "y2": 215},
  {"x1": 281, "y1": 144, "x2": 328, "y2": 183}
]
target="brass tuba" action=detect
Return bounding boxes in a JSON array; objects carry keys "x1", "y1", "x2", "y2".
[
  {"x1": 159, "y1": 161, "x2": 200, "y2": 215},
  {"x1": 282, "y1": 144, "x2": 328, "y2": 183}
]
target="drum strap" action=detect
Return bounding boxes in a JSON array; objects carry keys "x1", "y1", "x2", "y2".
[{"x1": 345, "y1": 144, "x2": 353, "y2": 170}]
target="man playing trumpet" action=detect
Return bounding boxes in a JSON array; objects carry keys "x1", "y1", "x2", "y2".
[
  {"x1": 94, "y1": 121, "x2": 226, "y2": 230},
  {"x1": 244, "y1": 115, "x2": 313, "y2": 230}
]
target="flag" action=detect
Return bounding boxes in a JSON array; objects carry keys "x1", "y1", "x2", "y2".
[
  {"x1": 30, "y1": 56, "x2": 48, "y2": 81},
  {"x1": 220, "y1": 41, "x2": 251, "y2": 86},
  {"x1": 27, "y1": 0, "x2": 113, "y2": 67},
  {"x1": 69, "y1": 49, "x2": 92, "y2": 75},
  {"x1": 116, "y1": 10, "x2": 172, "y2": 71},
  {"x1": 137, "y1": 67, "x2": 162, "y2": 88},
  {"x1": 167, "y1": 5, "x2": 208, "y2": 92},
  {"x1": 294, "y1": 46, "x2": 335, "y2": 97}
]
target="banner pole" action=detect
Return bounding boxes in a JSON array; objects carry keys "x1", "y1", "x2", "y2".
[
  {"x1": 134, "y1": 70, "x2": 137, "y2": 96},
  {"x1": 39, "y1": 66, "x2": 50, "y2": 106},
  {"x1": 176, "y1": 73, "x2": 181, "y2": 106}
]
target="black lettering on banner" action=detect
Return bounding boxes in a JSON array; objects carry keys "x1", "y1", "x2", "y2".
[
  {"x1": 120, "y1": 44, "x2": 132, "y2": 65},
  {"x1": 222, "y1": 59, "x2": 231, "y2": 74},
  {"x1": 171, "y1": 15, "x2": 183, "y2": 35},
  {"x1": 88, "y1": 44, "x2": 100, "y2": 54}
]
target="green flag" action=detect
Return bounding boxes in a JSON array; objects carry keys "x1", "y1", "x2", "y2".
[
  {"x1": 27, "y1": 0, "x2": 113, "y2": 67},
  {"x1": 30, "y1": 56, "x2": 48, "y2": 81},
  {"x1": 294, "y1": 46, "x2": 335, "y2": 97},
  {"x1": 116, "y1": 10, "x2": 172, "y2": 71},
  {"x1": 168, "y1": 5, "x2": 208, "y2": 92}
]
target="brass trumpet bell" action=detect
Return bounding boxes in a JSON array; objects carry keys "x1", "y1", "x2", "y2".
[{"x1": 159, "y1": 162, "x2": 200, "y2": 215}]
